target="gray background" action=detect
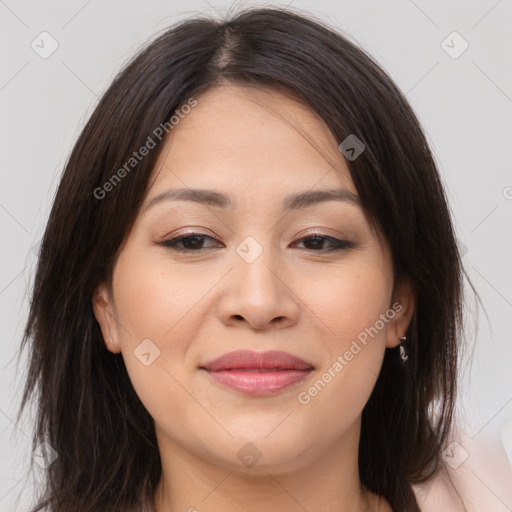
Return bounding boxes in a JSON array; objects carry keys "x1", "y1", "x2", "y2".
[{"x1": 1, "y1": 0, "x2": 511, "y2": 510}]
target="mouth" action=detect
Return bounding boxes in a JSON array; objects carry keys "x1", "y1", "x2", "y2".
[{"x1": 199, "y1": 350, "x2": 314, "y2": 396}]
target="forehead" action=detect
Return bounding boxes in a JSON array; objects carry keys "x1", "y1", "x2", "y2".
[{"x1": 149, "y1": 83, "x2": 356, "y2": 197}]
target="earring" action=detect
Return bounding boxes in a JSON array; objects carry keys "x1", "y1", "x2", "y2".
[{"x1": 399, "y1": 336, "x2": 408, "y2": 363}]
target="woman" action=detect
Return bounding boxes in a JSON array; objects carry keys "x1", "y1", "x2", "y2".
[{"x1": 18, "y1": 6, "x2": 472, "y2": 512}]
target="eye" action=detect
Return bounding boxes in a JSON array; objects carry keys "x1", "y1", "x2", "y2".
[
  {"x1": 159, "y1": 233, "x2": 221, "y2": 253},
  {"x1": 294, "y1": 233, "x2": 354, "y2": 252}
]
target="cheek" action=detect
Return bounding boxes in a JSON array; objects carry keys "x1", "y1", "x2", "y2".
[
  {"x1": 299, "y1": 258, "x2": 391, "y2": 409},
  {"x1": 308, "y1": 258, "x2": 392, "y2": 342},
  {"x1": 112, "y1": 247, "x2": 214, "y2": 344},
  {"x1": 110, "y1": 250, "x2": 208, "y2": 407}
]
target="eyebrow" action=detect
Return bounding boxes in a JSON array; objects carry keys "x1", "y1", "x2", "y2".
[{"x1": 144, "y1": 187, "x2": 361, "y2": 211}]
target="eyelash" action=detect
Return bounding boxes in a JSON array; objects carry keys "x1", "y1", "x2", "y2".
[{"x1": 159, "y1": 232, "x2": 354, "y2": 253}]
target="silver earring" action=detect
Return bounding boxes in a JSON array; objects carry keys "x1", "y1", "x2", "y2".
[{"x1": 399, "y1": 336, "x2": 408, "y2": 363}]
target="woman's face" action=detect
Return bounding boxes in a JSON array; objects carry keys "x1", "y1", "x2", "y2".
[{"x1": 93, "y1": 83, "x2": 414, "y2": 474}]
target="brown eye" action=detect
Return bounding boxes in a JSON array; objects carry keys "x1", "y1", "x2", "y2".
[
  {"x1": 294, "y1": 234, "x2": 354, "y2": 252},
  {"x1": 160, "y1": 233, "x2": 222, "y2": 252}
]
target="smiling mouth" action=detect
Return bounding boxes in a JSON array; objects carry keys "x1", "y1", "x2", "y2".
[{"x1": 199, "y1": 349, "x2": 314, "y2": 396}]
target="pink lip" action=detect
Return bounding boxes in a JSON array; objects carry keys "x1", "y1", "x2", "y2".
[{"x1": 200, "y1": 350, "x2": 314, "y2": 396}]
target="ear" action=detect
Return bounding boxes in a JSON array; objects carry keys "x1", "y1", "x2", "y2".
[
  {"x1": 385, "y1": 276, "x2": 415, "y2": 349},
  {"x1": 92, "y1": 282, "x2": 121, "y2": 354}
]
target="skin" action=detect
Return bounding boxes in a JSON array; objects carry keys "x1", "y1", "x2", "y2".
[{"x1": 93, "y1": 83, "x2": 415, "y2": 512}]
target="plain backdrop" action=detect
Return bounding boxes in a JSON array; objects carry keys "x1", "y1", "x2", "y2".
[{"x1": 1, "y1": 0, "x2": 511, "y2": 510}]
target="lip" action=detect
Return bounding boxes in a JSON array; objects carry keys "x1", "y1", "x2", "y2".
[{"x1": 200, "y1": 350, "x2": 314, "y2": 396}]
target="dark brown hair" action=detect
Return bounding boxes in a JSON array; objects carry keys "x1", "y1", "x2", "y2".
[{"x1": 18, "y1": 6, "x2": 473, "y2": 512}]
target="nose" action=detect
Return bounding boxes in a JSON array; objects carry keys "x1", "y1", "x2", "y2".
[{"x1": 216, "y1": 248, "x2": 300, "y2": 331}]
